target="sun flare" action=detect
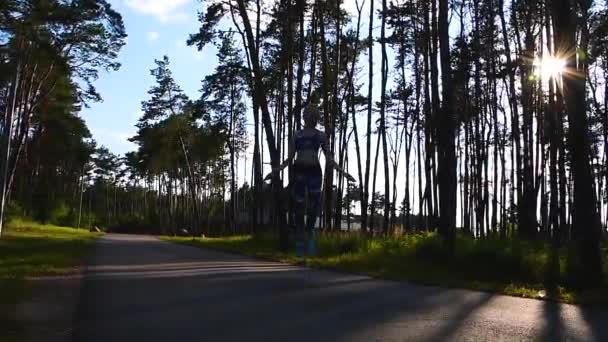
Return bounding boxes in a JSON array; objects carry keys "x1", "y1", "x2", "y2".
[{"x1": 533, "y1": 55, "x2": 567, "y2": 79}]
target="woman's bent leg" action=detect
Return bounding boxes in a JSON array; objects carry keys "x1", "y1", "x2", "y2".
[
  {"x1": 306, "y1": 173, "x2": 322, "y2": 256},
  {"x1": 293, "y1": 173, "x2": 306, "y2": 257}
]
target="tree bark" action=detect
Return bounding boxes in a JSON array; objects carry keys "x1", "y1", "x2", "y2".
[
  {"x1": 363, "y1": 0, "x2": 375, "y2": 233},
  {"x1": 234, "y1": 0, "x2": 286, "y2": 249},
  {"x1": 437, "y1": 0, "x2": 456, "y2": 250},
  {"x1": 380, "y1": 0, "x2": 390, "y2": 234},
  {"x1": 552, "y1": 0, "x2": 603, "y2": 285}
]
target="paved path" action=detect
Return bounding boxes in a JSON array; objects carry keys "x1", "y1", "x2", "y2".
[{"x1": 72, "y1": 234, "x2": 608, "y2": 341}]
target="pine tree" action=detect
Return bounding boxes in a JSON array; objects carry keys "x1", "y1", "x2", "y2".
[{"x1": 200, "y1": 34, "x2": 249, "y2": 233}]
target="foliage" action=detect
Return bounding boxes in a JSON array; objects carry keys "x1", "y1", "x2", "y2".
[
  {"x1": 0, "y1": 218, "x2": 101, "y2": 278},
  {"x1": 0, "y1": 0, "x2": 126, "y2": 235}
]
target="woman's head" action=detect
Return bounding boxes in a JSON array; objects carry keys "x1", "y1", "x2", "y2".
[{"x1": 303, "y1": 104, "x2": 320, "y2": 128}]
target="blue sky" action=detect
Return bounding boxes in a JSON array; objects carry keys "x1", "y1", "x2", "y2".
[{"x1": 82, "y1": 0, "x2": 218, "y2": 155}]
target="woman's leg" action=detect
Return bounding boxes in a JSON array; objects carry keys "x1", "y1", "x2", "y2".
[
  {"x1": 306, "y1": 172, "x2": 322, "y2": 256},
  {"x1": 292, "y1": 172, "x2": 306, "y2": 257}
]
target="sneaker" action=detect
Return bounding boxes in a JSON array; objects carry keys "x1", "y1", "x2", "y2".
[
  {"x1": 295, "y1": 240, "x2": 305, "y2": 258},
  {"x1": 307, "y1": 230, "x2": 317, "y2": 257}
]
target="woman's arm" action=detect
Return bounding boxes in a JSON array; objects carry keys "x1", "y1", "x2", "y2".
[
  {"x1": 264, "y1": 136, "x2": 296, "y2": 180},
  {"x1": 277, "y1": 139, "x2": 296, "y2": 171},
  {"x1": 320, "y1": 131, "x2": 356, "y2": 182}
]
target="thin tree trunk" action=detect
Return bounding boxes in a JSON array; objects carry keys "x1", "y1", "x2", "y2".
[
  {"x1": 380, "y1": 0, "x2": 390, "y2": 234},
  {"x1": 363, "y1": 0, "x2": 375, "y2": 233},
  {"x1": 0, "y1": 60, "x2": 22, "y2": 236},
  {"x1": 438, "y1": 0, "x2": 456, "y2": 250},
  {"x1": 369, "y1": 132, "x2": 382, "y2": 233},
  {"x1": 347, "y1": 0, "x2": 365, "y2": 234}
]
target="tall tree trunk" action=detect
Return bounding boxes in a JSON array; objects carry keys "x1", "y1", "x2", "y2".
[
  {"x1": 347, "y1": 0, "x2": 365, "y2": 234},
  {"x1": 604, "y1": 63, "x2": 608, "y2": 233},
  {"x1": 363, "y1": 0, "x2": 375, "y2": 233},
  {"x1": 552, "y1": 0, "x2": 603, "y2": 285},
  {"x1": 295, "y1": 0, "x2": 305, "y2": 132},
  {"x1": 380, "y1": 0, "x2": 390, "y2": 234},
  {"x1": 517, "y1": 10, "x2": 538, "y2": 239},
  {"x1": 490, "y1": 16, "x2": 499, "y2": 233},
  {"x1": 284, "y1": 0, "x2": 296, "y2": 234},
  {"x1": 437, "y1": 0, "x2": 456, "y2": 250},
  {"x1": 317, "y1": 0, "x2": 334, "y2": 231},
  {"x1": 234, "y1": 0, "x2": 286, "y2": 249},
  {"x1": 422, "y1": 0, "x2": 434, "y2": 230},
  {"x1": 546, "y1": 4, "x2": 559, "y2": 243},
  {"x1": 0, "y1": 59, "x2": 22, "y2": 236}
]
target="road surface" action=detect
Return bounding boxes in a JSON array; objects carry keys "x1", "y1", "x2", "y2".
[{"x1": 72, "y1": 234, "x2": 608, "y2": 341}]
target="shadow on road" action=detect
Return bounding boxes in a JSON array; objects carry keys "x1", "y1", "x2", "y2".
[
  {"x1": 580, "y1": 305, "x2": 608, "y2": 341},
  {"x1": 72, "y1": 235, "x2": 608, "y2": 342}
]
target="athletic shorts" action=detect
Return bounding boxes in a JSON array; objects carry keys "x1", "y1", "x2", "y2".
[{"x1": 292, "y1": 164, "x2": 322, "y2": 203}]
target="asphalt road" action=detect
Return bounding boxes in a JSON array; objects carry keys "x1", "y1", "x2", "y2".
[{"x1": 72, "y1": 234, "x2": 608, "y2": 342}]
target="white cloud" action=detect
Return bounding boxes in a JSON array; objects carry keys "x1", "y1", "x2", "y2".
[
  {"x1": 125, "y1": 0, "x2": 191, "y2": 23},
  {"x1": 147, "y1": 31, "x2": 160, "y2": 42}
]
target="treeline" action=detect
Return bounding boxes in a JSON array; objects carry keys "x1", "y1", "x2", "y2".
[
  {"x1": 183, "y1": 0, "x2": 607, "y2": 285},
  {"x1": 2, "y1": 0, "x2": 607, "y2": 287},
  {"x1": 0, "y1": 0, "x2": 257, "y2": 236},
  {"x1": 0, "y1": 0, "x2": 125, "y2": 232}
]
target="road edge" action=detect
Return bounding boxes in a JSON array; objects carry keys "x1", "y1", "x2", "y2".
[{"x1": 14, "y1": 237, "x2": 99, "y2": 342}]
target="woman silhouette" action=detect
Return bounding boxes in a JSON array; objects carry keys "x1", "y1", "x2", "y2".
[{"x1": 266, "y1": 102, "x2": 355, "y2": 257}]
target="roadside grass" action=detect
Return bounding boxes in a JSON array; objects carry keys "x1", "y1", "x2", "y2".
[
  {"x1": 164, "y1": 232, "x2": 608, "y2": 305},
  {"x1": 0, "y1": 219, "x2": 101, "y2": 341}
]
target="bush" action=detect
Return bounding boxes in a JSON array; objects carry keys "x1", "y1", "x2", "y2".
[
  {"x1": 109, "y1": 215, "x2": 159, "y2": 234},
  {"x1": 316, "y1": 232, "x2": 556, "y2": 286},
  {"x1": 318, "y1": 233, "x2": 365, "y2": 255},
  {"x1": 5, "y1": 201, "x2": 25, "y2": 223},
  {"x1": 412, "y1": 232, "x2": 448, "y2": 261}
]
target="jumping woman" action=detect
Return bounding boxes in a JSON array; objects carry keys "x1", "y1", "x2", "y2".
[{"x1": 266, "y1": 102, "x2": 355, "y2": 257}]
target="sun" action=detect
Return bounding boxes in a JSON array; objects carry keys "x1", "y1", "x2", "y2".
[{"x1": 533, "y1": 55, "x2": 567, "y2": 79}]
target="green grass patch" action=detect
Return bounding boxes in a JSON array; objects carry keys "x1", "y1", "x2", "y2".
[
  {"x1": 0, "y1": 218, "x2": 101, "y2": 278},
  {"x1": 164, "y1": 232, "x2": 608, "y2": 305},
  {"x1": 0, "y1": 219, "x2": 101, "y2": 341}
]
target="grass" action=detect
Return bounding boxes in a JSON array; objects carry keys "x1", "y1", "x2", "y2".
[
  {"x1": 0, "y1": 219, "x2": 101, "y2": 341},
  {"x1": 164, "y1": 231, "x2": 608, "y2": 305}
]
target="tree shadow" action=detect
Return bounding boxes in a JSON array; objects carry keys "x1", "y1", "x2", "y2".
[
  {"x1": 73, "y1": 267, "x2": 449, "y2": 341},
  {"x1": 540, "y1": 247, "x2": 565, "y2": 341},
  {"x1": 418, "y1": 292, "x2": 495, "y2": 342},
  {"x1": 541, "y1": 300, "x2": 565, "y2": 341},
  {"x1": 72, "y1": 236, "x2": 499, "y2": 342},
  {"x1": 578, "y1": 244, "x2": 608, "y2": 341},
  {"x1": 579, "y1": 305, "x2": 608, "y2": 342}
]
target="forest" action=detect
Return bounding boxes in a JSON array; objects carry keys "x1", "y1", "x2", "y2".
[{"x1": 1, "y1": 0, "x2": 607, "y2": 288}]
